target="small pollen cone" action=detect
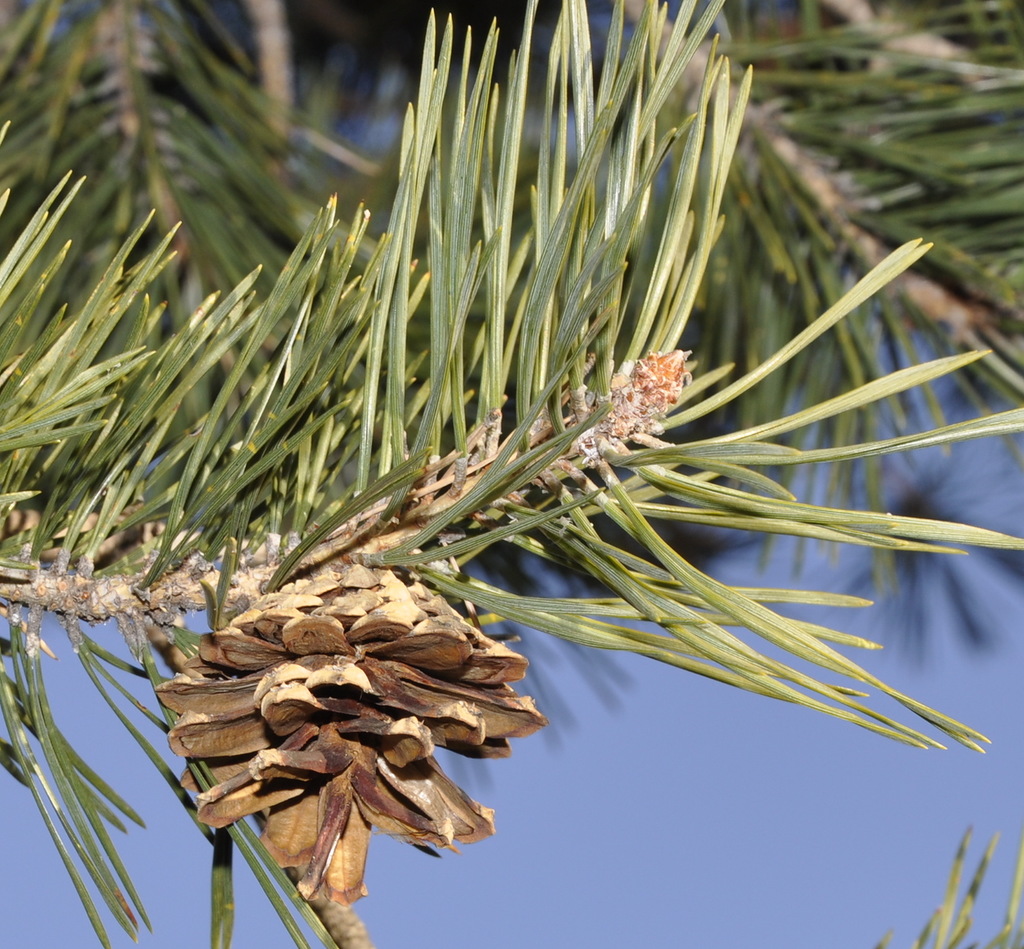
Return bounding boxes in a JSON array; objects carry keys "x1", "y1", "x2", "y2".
[{"x1": 157, "y1": 565, "x2": 546, "y2": 904}]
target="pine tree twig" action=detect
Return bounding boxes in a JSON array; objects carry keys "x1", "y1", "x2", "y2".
[
  {"x1": 284, "y1": 869, "x2": 378, "y2": 949},
  {"x1": 296, "y1": 127, "x2": 382, "y2": 176},
  {"x1": 819, "y1": 0, "x2": 974, "y2": 69},
  {"x1": 0, "y1": 552, "x2": 250, "y2": 648},
  {"x1": 624, "y1": 2, "x2": 986, "y2": 338},
  {"x1": 309, "y1": 355, "x2": 690, "y2": 565},
  {"x1": 0, "y1": 0, "x2": 19, "y2": 27},
  {"x1": 753, "y1": 108, "x2": 1002, "y2": 341},
  {"x1": 241, "y1": 0, "x2": 294, "y2": 127},
  {"x1": 94, "y1": 1, "x2": 182, "y2": 228},
  {"x1": 0, "y1": 349, "x2": 691, "y2": 654}
]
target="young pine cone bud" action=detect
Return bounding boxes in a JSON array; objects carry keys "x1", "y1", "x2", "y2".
[{"x1": 156, "y1": 564, "x2": 546, "y2": 904}]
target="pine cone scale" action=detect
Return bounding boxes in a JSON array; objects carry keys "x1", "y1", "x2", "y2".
[
  {"x1": 167, "y1": 709, "x2": 272, "y2": 758},
  {"x1": 261, "y1": 792, "x2": 320, "y2": 867}
]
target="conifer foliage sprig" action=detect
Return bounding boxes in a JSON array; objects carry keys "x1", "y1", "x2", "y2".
[{"x1": 2, "y1": 1, "x2": 1024, "y2": 946}]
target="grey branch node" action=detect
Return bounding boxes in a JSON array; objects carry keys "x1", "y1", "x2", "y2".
[
  {"x1": 59, "y1": 611, "x2": 84, "y2": 651},
  {"x1": 265, "y1": 533, "x2": 281, "y2": 564},
  {"x1": 116, "y1": 610, "x2": 148, "y2": 660},
  {"x1": 25, "y1": 603, "x2": 43, "y2": 658},
  {"x1": 53, "y1": 547, "x2": 71, "y2": 576}
]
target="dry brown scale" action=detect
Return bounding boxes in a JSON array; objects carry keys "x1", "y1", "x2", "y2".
[{"x1": 156, "y1": 562, "x2": 547, "y2": 904}]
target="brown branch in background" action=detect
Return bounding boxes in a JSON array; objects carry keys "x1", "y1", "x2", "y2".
[
  {"x1": 95, "y1": 2, "x2": 145, "y2": 144},
  {"x1": 818, "y1": 0, "x2": 875, "y2": 21},
  {"x1": 748, "y1": 5, "x2": 1024, "y2": 386},
  {"x1": 819, "y1": 0, "x2": 972, "y2": 65},
  {"x1": 296, "y1": 127, "x2": 382, "y2": 176},
  {"x1": 94, "y1": 2, "x2": 184, "y2": 239},
  {"x1": 241, "y1": 0, "x2": 294, "y2": 135},
  {"x1": 620, "y1": 0, "x2": 1010, "y2": 345},
  {"x1": 750, "y1": 0, "x2": 1019, "y2": 337},
  {"x1": 755, "y1": 115, "x2": 990, "y2": 343},
  {"x1": 0, "y1": 0, "x2": 19, "y2": 27},
  {"x1": 765, "y1": 4, "x2": 1017, "y2": 334},
  {"x1": 241, "y1": 0, "x2": 380, "y2": 177},
  {"x1": 145, "y1": 620, "x2": 189, "y2": 674}
]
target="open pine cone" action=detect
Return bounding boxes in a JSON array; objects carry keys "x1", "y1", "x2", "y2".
[{"x1": 156, "y1": 564, "x2": 547, "y2": 904}]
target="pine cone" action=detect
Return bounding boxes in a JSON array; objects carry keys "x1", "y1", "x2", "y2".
[{"x1": 156, "y1": 564, "x2": 547, "y2": 904}]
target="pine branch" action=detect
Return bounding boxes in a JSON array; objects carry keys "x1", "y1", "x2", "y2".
[
  {"x1": 292, "y1": 885, "x2": 377, "y2": 949},
  {"x1": 242, "y1": 0, "x2": 294, "y2": 113},
  {"x1": 2, "y1": 0, "x2": 1022, "y2": 773},
  {"x1": 5, "y1": 2, "x2": 1024, "y2": 946}
]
